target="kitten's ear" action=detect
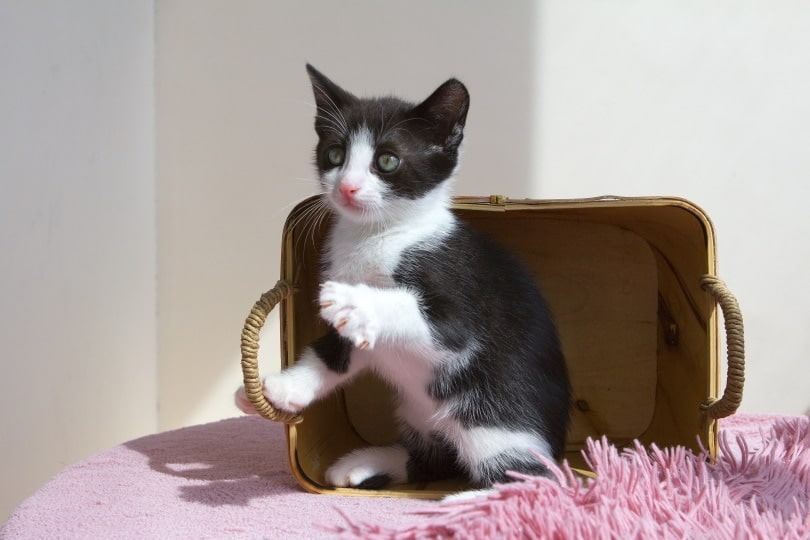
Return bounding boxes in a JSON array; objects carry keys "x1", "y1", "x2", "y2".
[
  {"x1": 412, "y1": 78, "x2": 470, "y2": 149},
  {"x1": 306, "y1": 64, "x2": 355, "y2": 133}
]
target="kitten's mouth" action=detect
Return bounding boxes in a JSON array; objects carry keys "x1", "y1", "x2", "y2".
[{"x1": 332, "y1": 192, "x2": 368, "y2": 215}]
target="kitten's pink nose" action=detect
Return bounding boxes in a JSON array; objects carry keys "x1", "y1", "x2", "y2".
[{"x1": 339, "y1": 182, "x2": 360, "y2": 201}]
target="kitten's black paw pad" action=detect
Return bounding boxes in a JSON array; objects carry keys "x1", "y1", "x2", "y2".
[{"x1": 354, "y1": 474, "x2": 393, "y2": 490}]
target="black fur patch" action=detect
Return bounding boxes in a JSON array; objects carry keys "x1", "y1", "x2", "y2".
[
  {"x1": 395, "y1": 223, "x2": 571, "y2": 461},
  {"x1": 310, "y1": 328, "x2": 353, "y2": 374},
  {"x1": 400, "y1": 426, "x2": 463, "y2": 483}
]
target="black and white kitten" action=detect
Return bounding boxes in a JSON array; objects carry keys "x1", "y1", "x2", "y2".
[{"x1": 237, "y1": 64, "x2": 571, "y2": 491}]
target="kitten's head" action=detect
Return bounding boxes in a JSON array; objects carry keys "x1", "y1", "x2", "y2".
[{"x1": 306, "y1": 64, "x2": 469, "y2": 225}]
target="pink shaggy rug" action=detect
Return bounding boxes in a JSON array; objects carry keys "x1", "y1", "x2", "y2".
[{"x1": 2, "y1": 414, "x2": 809, "y2": 539}]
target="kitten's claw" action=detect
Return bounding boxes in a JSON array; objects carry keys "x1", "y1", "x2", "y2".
[{"x1": 319, "y1": 281, "x2": 379, "y2": 350}]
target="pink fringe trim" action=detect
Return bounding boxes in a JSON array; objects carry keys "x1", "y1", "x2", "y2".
[{"x1": 330, "y1": 416, "x2": 810, "y2": 539}]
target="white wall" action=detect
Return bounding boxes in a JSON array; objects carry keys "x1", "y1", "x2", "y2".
[{"x1": 0, "y1": 1, "x2": 156, "y2": 522}]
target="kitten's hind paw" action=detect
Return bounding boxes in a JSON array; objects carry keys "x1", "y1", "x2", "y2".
[
  {"x1": 325, "y1": 446, "x2": 408, "y2": 488},
  {"x1": 319, "y1": 281, "x2": 380, "y2": 350}
]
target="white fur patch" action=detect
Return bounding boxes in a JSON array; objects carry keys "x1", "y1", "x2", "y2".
[{"x1": 447, "y1": 424, "x2": 553, "y2": 483}]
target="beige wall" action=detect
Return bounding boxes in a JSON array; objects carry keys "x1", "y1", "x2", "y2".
[
  {"x1": 3, "y1": 0, "x2": 809, "y2": 524},
  {"x1": 0, "y1": 1, "x2": 156, "y2": 521}
]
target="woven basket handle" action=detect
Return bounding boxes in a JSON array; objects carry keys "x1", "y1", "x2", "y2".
[
  {"x1": 240, "y1": 279, "x2": 303, "y2": 424},
  {"x1": 699, "y1": 275, "x2": 745, "y2": 419}
]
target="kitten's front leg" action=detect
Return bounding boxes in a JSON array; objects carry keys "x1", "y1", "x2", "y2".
[
  {"x1": 235, "y1": 330, "x2": 360, "y2": 415},
  {"x1": 319, "y1": 281, "x2": 431, "y2": 350},
  {"x1": 259, "y1": 350, "x2": 332, "y2": 413}
]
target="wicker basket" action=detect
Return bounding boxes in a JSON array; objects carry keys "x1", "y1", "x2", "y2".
[{"x1": 241, "y1": 195, "x2": 744, "y2": 498}]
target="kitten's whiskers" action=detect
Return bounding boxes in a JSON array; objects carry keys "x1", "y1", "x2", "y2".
[{"x1": 286, "y1": 195, "x2": 331, "y2": 254}]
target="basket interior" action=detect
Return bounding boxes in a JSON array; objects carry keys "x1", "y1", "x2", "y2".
[{"x1": 279, "y1": 197, "x2": 718, "y2": 498}]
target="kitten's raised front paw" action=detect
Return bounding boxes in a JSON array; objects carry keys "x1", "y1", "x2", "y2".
[
  {"x1": 319, "y1": 281, "x2": 380, "y2": 350},
  {"x1": 325, "y1": 446, "x2": 409, "y2": 488}
]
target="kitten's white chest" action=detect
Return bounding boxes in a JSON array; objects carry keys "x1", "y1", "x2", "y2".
[
  {"x1": 324, "y1": 230, "x2": 400, "y2": 286},
  {"x1": 324, "y1": 214, "x2": 453, "y2": 286}
]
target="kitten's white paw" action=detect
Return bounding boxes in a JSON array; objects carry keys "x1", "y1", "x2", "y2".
[
  {"x1": 262, "y1": 372, "x2": 316, "y2": 414},
  {"x1": 319, "y1": 281, "x2": 380, "y2": 350},
  {"x1": 325, "y1": 446, "x2": 409, "y2": 488}
]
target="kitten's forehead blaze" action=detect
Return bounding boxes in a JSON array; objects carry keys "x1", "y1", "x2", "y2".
[{"x1": 345, "y1": 128, "x2": 376, "y2": 172}]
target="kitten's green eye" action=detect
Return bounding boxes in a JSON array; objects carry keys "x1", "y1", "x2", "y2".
[
  {"x1": 376, "y1": 153, "x2": 400, "y2": 173},
  {"x1": 327, "y1": 147, "x2": 345, "y2": 166}
]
